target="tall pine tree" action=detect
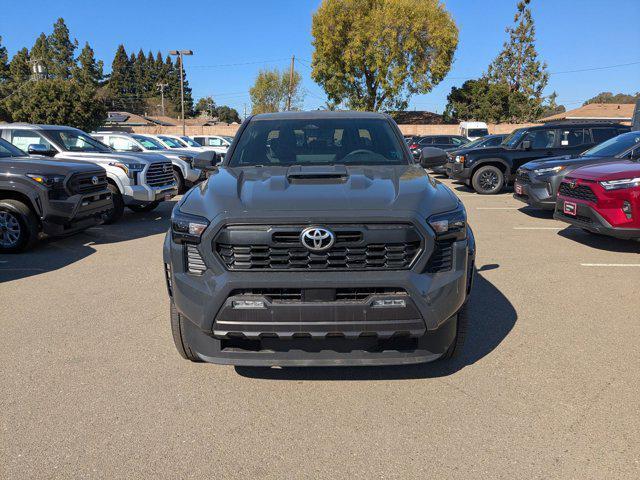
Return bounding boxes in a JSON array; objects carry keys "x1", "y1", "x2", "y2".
[
  {"x1": 30, "y1": 33, "x2": 52, "y2": 78},
  {"x1": 486, "y1": 0, "x2": 548, "y2": 121},
  {"x1": 48, "y1": 18, "x2": 77, "y2": 79},
  {"x1": 74, "y1": 42, "x2": 103, "y2": 87}
]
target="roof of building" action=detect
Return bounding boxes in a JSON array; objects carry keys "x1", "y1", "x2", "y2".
[
  {"x1": 390, "y1": 110, "x2": 445, "y2": 125},
  {"x1": 539, "y1": 103, "x2": 634, "y2": 123}
]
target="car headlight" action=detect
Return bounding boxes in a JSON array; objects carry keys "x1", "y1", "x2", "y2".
[
  {"x1": 26, "y1": 173, "x2": 66, "y2": 188},
  {"x1": 599, "y1": 177, "x2": 640, "y2": 191},
  {"x1": 178, "y1": 155, "x2": 194, "y2": 165},
  {"x1": 454, "y1": 155, "x2": 465, "y2": 164},
  {"x1": 533, "y1": 166, "x2": 565, "y2": 175},
  {"x1": 428, "y1": 203, "x2": 467, "y2": 241},
  {"x1": 171, "y1": 209, "x2": 209, "y2": 244},
  {"x1": 109, "y1": 162, "x2": 145, "y2": 178}
]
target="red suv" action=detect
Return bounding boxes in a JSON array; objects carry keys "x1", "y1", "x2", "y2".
[{"x1": 554, "y1": 160, "x2": 640, "y2": 240}]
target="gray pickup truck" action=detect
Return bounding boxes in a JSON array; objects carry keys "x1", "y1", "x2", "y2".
[
  {"x1": 0, "y1": 138, "x2": 112, "y2": 252},
  {"x1": 164, "y1": 111, "x2": 475, "y2": 367}
]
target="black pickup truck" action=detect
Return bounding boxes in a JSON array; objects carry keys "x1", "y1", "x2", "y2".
[
  {"x1": 0, "y1": 138, "x2": 112, "y2": 252},
  {"x1": 445, "y1": 121, "x2": 629, "y2": 194}
]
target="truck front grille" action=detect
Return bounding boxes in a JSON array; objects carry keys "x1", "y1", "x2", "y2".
[
  {"x1": 558, "y1": 182, "x2": 597, "y2": 203},
  {"x1": 214, "y1": 224, "x2": 422, "y2": 271},
  {"x1": 425, "y1": 240, "x2": 454, "y2": 273},
  {"x1": 515, "y1": 170, "x2": 531, "y2": 184},
  {"x1": 146, "y1": 161, "x2": 174, "y2": 187},
  {"x1": 68, "y1": 171, "x2": 108, "y2": 194}
]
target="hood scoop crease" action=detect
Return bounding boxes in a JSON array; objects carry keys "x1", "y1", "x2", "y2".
[{"x1": 286, "y1": 165, "x2": 349, "y2": 183}]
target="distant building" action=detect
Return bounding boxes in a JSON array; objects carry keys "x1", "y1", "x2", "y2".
[
  {"x1": 102, "y1": 111, "x2": 222, "y2": 130},
  {"x1": 539, "y1": 103, "x2": 634, "y2": 124}
]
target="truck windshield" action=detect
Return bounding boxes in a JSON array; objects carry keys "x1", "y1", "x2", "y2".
[
  {"x1": 181, "y1": 136, "x2": 201, "y2": 147},
  {"x1": 0, "y1": 138, "x2": 26, "y2": 157},
  {"x1": 582, "y1": 131, "x2": 640, "y2": 158},
  {"x1": 44, "y1": 129, "x2": 111, "y2": 153},
  {"x1": 159, "y1": 136, "x2": 185, "y2": 148},
  {"x1": 228, "y1": 118, "x2": 408, "y2": 166},
  {"x1": 467, "y1": 129, "x2": 488, "y2": 137},
  {"x1": 502, "y1": 128, "x2": 527, "y2": 148},
  {"x1": 133, "y1": 135, "x2": 164, "y2": 150}
]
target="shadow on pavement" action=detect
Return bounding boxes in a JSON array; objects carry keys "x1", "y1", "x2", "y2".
[
  {"x1": 0, "y1": 200, "x2": 176, "y2": 284},
  {"x1": 235, "y1": 270, "x2": 517, "y2": 381},
  {"x1": 557, "y1": 227, "x2": 640, "y2": 253},
  {"x1": 516, "y1": 207, "x2": 555, "y2": 219}
]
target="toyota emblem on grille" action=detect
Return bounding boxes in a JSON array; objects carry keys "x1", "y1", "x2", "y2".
[
  {"x1": 300, "y1": 226, "x2": 335, "y2": 252},
  {"x1": 91, "y1": 176, "x2": 99, "y2": 185},
  {"x1": 569, "y1": 180, "x2": 577, "y2": 189},
  {"x1": 163, "y1": 163, "x2": 171, "y2": 173}
]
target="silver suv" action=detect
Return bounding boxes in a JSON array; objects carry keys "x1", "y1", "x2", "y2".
[
  {"x1": 93, "y1": 132, "x2": 204, "y2": 193},
  {"x1": 1, "y1": 124, "x2": 177, "y2": 223}
]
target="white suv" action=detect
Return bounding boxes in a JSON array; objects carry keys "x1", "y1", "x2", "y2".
[
  {"x1": 92, "y1": 132, "x2": 203, "y2": 193},
  {"x1": 1, "y1": 124, "x2": 177, "y2": 224},
  {"x1": 191, "y1": 135, "x2": 233, "y2": 154}
]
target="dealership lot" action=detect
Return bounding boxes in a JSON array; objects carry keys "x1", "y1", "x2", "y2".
[{"x1": 1, "y1": 177, "x2": 639, "y2": 479}]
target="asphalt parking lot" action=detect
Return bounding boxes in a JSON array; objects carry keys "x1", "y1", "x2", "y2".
[{"x1": 2, "y1": 176, "x2": 639, "y2": 479}]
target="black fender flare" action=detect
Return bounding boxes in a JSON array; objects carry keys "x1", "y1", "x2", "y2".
[
  {"x1": 0, "y1": 181, "x2": 43, "y2": 216},
  {"x1": 469, "y1": 158, "x2": 512, "y2": 177}
]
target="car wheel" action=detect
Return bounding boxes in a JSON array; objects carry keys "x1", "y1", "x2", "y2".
[
  {"x1": 0, "y1": 199, "x2": 39, "y2": 253},
  {"x1": 472, "y1": 165, "x2": 504, "y2": 194},
  {"x1": 440, "y1": 302, "x2": 469, "y2": 361},
  {"x1": 128, "y1": 201, "x2": 160, "y2": 213},
  {"x1": 173, "y1": 169, "x2": 185, "y2": 194},
  {"x1": 170, "y1": 300, "x2": 201, "y2": 362},
  {"x1": 103, "y1": 184, "x2": 125, "y2": 224}
]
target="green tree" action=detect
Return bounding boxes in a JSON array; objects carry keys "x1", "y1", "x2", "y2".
[
  {"x1": 0, "y1": 36, "x2": 9, "y2": 82},
  {"x1": 194, "y1": 96, "x2": 216, "y2": 117},
  {"x1": 539, "y1": 91, "x2": 565, "y2": 118},
  {"x1": 249, "y1": 68, "x2": 303, "y2": 114},
  {"x1": 74, "y1": 42, "x2": 103, "y2": 87},
  {"x1": 107, "y1": 45, "x2": 142, "y2": 112},
  {"x1": 443, "y1": 79, "x2": 513, "y2": 123},
  {"x1": 487, "y1": 0, "x2": 548, "y2": 121},
  {"x1": 30, "y1": 33, "x2": 52, "y2": 78},
  {"x1": 584, "y1": 91, "x2": 640, "y2": 105},
  {"x1": 4, "y1": 78, "x2": 106, "y2": 131},
  {"x1": 8, "y1": 48, "x2": 30, "y2": 84},
  {"x1": 215, "y1": 105, "x2": 241, "y2": 123},
  {"x1": 311, "y1": 0, "x2": 458, "y2": 111},
  {"x1": 48, "y1": 18, "x2": 77, "y2": 79}
]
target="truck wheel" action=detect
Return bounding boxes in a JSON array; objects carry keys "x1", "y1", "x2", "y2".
[
  {"x1": 128, "y1": 201, "x2": 159, "y2": 213},
  {"x1": 440, "y1": 302, "x2": 469, "y2": 361},
  {"x1": 170, "y1": 301, "x2": 201, "y2": 362},
  {"x1": 103, "y1": 184, "x2": 124, "y2": 224},
  {"x1": 0, "y1": 199, "x2": 39, "y2": 253},
  {"x1": 173, "y1": 169, "x2": 185, "y2": 194},
  {"x1": 472, "y1": 165, "x2": 504, "y2": 194}
]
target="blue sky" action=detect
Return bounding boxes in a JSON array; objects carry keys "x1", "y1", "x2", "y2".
[{"x1": 1, "y1": 0, "x2": 639, "y2": 116}]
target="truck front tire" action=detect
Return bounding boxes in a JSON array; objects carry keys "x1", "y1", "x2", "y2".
[
  {"x1": 170, "y1": 301, "x2": 201, "y2": 362},
  {"x1": 472, "y1": 165, "x2": 504, "y2": 194},
  {"x1": 173, "y1": 169, "x2": 185, "y2": 194},
  {"x1": 439, "y1": 302, "x2": 469, "y2": 361},
  {"x1": 0, "y1": 199, "x2": 39, "y2": 253},
  {"x1": 103, "y1": 184, "x2": 125, "y2": 224},
  {"x1": 128, "y1": 201, "x2": 159, "y2": 213}
]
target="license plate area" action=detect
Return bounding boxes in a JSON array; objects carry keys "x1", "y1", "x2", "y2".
[
  {"x1": 515, "y1": 183, "x2": 523, "y2": 195},
  {"x1": 563, "y1": 201, "x2": 577, "y2": 216}
]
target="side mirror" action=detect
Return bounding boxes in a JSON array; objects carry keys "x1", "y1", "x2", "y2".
[
  {"x1": 27, "y1": 143, "x2": 53, "y2": 156},
  {"x1": 419, "y1": 147, "x2": 449, "y2": 168},
  {"x1": 127, "y1": 145, "x2": 143, "y2": 152},
  {"x1": 193, "y1": 150, "x2": 219, "y2": 170},
  {"x1": 521, "y1": 140, "x2": 532, "y2": 150}
]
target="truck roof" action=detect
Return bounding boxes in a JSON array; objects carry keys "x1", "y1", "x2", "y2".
[{"x1": 250, "y1": 111, "x2": 391, "y2": 121}]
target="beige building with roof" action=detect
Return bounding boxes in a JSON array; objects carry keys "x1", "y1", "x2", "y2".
[{"x1": 539, "y1": 103, "x2": 634, "y2": 123}]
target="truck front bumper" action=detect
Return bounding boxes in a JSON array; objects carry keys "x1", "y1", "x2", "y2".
[
  {"x1": 445, "y1": 162, "x2": 472, "y2": 181},
  {"x1": 123, "y1": 184, "x2": 178, "y2": 204},
  {"x1": 163, "y1": 230, "x2": 475, "y2": 366},
  {"x1": 42, "y1": 190, "x2": 113, "y2": 236}
]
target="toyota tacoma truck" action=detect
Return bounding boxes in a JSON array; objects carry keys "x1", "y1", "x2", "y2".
[
  {"x1": 0, "y1": 138, "x2": 112, "y2": 252},
  {"x1": 164, "y1": 111, "x2": 476, "y2": 367},
  {"x1": 1, "y1": 124, "x2": 177, "y2": 223}
]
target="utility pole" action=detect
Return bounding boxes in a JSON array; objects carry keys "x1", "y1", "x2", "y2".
[
  {"x1": 28, "y1": 59, "x2": 47, "y2": 81},
  {"x1": 156, "y1": 83, "x2": 168, "y2": 116},
  {"x1": 243, "y1": 103, "x2": 247, "y2": 121},
  {"x1": 169, "y1": 50, "x2": 193, "y2": 136},
  {"x1": 286, "y1": 55, "x2": 295, "y2": 111}
]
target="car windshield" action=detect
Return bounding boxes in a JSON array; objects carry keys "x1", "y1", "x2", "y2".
[
  {"x1": 44, "y1": 129, "x2": 111, "y2": 152},
  {"x1": 0, "y1": 138, "x2": 26, "y2": 157},
  {"x1": 221, "y1": 136, "x2": 234, "y2": 143},
  {"x1": 181, "y1": 136, "x2": 201, "y2": 147},
  {"x1": 132, "y1": 135, "x2": 164, "y2": 150},
  {"x1": 228, "y1": 118, "x2": 408, "y2": 167},
  {"x1": 582, "y1": 131, "x2": 640, "y2": 158},
  {"x1": 502, "y1": 128, "x2": 527, "y2": 148},
  {"x1": 459, "y1": 137, "x2": 486, "y2": 149},
  {"x1": 159, "y1": 136, "x2": 184, "y2": 148},
  {"x1": 467, "y1": 128, "x2": 489, "y2": 137}
]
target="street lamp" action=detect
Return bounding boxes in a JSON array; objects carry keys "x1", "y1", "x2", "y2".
[{"x1": 169, "y1": 50, "x2": 193, "y2": 136}]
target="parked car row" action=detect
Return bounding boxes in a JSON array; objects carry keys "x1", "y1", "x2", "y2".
[
  {"x1": 0, "y1": 123, "x2": 226, "y2": 252},
  {"x1": 423, "y1": 122, "x2": 639, "y2": 242}
]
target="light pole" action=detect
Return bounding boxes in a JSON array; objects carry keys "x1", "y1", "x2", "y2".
[{"x1": 169, "y1": 50, "x2": 193, "y2": 135}]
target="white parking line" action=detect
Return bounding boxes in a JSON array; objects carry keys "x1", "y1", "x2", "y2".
[
  {"x1": 513, "y1": 227, "x2": 564, "y2": 230},
  {"x1": 580, "y1": 263, "x2": 640, "y2": 267},
  {"x1": 476, "y1": 207, "x2": 519, "y2": 210}
]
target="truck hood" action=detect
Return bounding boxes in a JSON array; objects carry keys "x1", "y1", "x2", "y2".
[
  {"x1": 181, "y1": 164, "x2": 459, "y2": 218},
  {"x1": 155, "y1": 148, "x2": 196, "y2": 158},
  {"x1": 0, "y1": 155, "x2": 106, "y2": 174},
  {"x1": 455, "y1": 145, "x2": 507, "y2": 157},
  {"x1": 55, "y1": 151, "x2": 167, "y2": 164},
  {"x1": 569, "y1": 160, "x2": 640, "y2": 181}
]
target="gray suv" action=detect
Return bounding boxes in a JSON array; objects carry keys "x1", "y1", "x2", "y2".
[{"x1": 164, "y1": 111, "x2": 475, "y2": 367}]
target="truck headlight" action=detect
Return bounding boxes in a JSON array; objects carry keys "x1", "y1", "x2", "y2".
[
  {"x1": 178, "y1": 155, "x2": 194, "y2": 165},
  {"x1": 109, "y1": 162, "x2": 145, "y2": 179},
  {"x1": 533, "y1": 166, "x2": 565, "y2": 175},
  {"x1": 171, "y1": 209, "x2": 209, "y2": 243},
  {"x1": 454, "y1": 155, "x2": 465, "y2": 164},
  {"x1": 428, "y1": 203, "x2": 467, "y2": 241},
  {"x1": 26, "y1": 173, "x2": 66, "y2": 188},
  {"x1": 599, "y1": 177, "x2": 640, "y2": 190}
]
